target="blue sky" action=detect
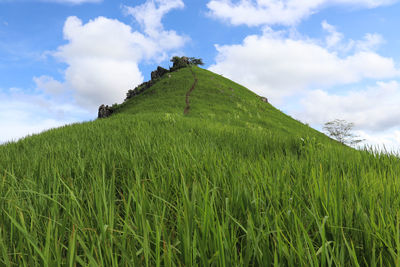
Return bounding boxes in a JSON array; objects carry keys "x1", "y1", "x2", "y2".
[{"x1": 1, "y1": 0, "x2": 400, "y2": 150}]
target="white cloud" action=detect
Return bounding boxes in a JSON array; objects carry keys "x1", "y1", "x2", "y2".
[
  {"x1": 122, "y1": 0, "x2": 187, "y2": 60},
  {"x1": 124, "y1": 0, "x2": 184, "y2": 38},
  {"x1": 355, "y1": 33, "x2": 385, "y2": 51},
  {"x1": 295, "y1": 81, "x2": 400, "y2": 132},
  {"x1": 209, "y1": 31, "x2": 399, "y2": 102},
  {"x1": 0, "y1": 118, "x2": 63, "y2": 144},
  {"x1": 207, "y1": 0, "x2": 398, "y2": 26},
  {"x1": 49, "y1": 0, "x2": 187, "y2": 110},
  {"x1": 321, "y1": 21, "x2": 385, "y2": 52},
  {"x1": 0, "y1": 88, "x2": 91, "y2": 144},
  {"x1": 322, "y1": 20, "x2": 344, "y2": 48},
  {"x1": 34, "y1": 76, "x2": 67, "y2": 96},
  {"x1": 355, "y1": 129, "x2": 400, "y2": 153},
  {"x1": 52, "y1": 16, "x2": 145, "y2": 110}
]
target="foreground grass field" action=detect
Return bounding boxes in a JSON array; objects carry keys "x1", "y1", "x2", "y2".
[{"x1": 1, "y1": 67, "x2": 400, "y2": 266}]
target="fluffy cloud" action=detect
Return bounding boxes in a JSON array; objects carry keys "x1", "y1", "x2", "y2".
[
  {"x1": 209, "y1": 31, "x2": 399, "y2": 102},
  {"x1": 34, "y1": 76, "x2": 67, "y2": 97},
  {"x1": 124, "y1": 0, "x2": 184, "y2": 38},
  {"x1": 52, "y1": 16, "x2": 144, "y2": 109},
  {"x1": 354, "y1": 129, "x2": 400, "y2": 152},
  {"x1": 207, "y1": 0, "x2": 398, "y2": 26},
  {"x1": 0, "y1": 88, "x2": 90, "y2": 144},
  {"x1": 51, "y1": 0, "x2": 187, "y2": 110},
  {"x1": 322, "y1": 21, "x2": 344, "y2": 48},
  {"x1": 293, "y1": 81, "x2": 400, "y2": 151},
  {"x1": 295, "y1": 81, "x2": 400, "y2": 132},
  {"x1": 0, "y1": 117, "x2": 64, "y2": 144},
  {"x1": 354, "y1": 33, "x2": 385, "y2": 51},
  {"x1": 0, "y1": 0, "x2": 187, "y2": 144},
  {"x1": 322, "y1": 21, "x2": 385, "y2": 52}
]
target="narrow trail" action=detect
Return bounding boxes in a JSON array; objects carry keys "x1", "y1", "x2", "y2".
[{"x1": 184, "y1": 68, "x2": 198, "y2": 115}]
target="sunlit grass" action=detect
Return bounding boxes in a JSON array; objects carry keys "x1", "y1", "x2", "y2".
[{"x1": 0, "y1": 67, "x2": 399, "y2": 266}]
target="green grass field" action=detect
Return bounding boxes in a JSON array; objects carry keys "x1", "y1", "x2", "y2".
[{"x1": 1, "y1": 66, "x2": 400, "y2": 266}]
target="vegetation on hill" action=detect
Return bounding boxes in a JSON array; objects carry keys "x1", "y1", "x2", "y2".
[
  {"x1": 0, "y1": 64, "x2": 400, "y2": 266},
  {"x1": 125, "y1": 56, "x2": 203, "y2": 102}
]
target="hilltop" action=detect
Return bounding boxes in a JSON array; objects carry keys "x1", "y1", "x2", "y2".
[{"x1": 0, "y1": 59, "x2": 400, "y2": 266}]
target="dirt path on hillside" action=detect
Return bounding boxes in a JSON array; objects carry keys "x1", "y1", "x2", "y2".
[{"x1": 184, "y1": 68, "x2": 198, "y2": 115}]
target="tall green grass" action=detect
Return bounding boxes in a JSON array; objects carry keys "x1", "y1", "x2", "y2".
[{"x1": 1, "y1": 67, "x2": 399, "y2": 266}]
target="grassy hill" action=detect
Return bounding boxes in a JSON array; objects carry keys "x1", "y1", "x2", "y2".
[{"x1": 1, "y1": 66, "x2": 400, "y2": 266}]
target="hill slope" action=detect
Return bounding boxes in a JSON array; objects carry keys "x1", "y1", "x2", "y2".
[
  {"x1": 115, "y1": 66, "x2": 327, "y2": 139},
  {"x1": 1, "y1": 66, "x2": 400, "y2": 266}
]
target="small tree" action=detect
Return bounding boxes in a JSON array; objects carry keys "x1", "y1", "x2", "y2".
[
  {"x1": 323, "y1": 119, "x2": 363, "y2": 146},
  {"x1": 188, "y1": 57, "x2": 204, "y2": 66},
  {"x1": 170, "y1": 56, "x2": 204, "y2": 71}
]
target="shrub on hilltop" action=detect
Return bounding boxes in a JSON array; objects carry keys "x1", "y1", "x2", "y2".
[{"x1": 170, "y1": 56, "x2": 204, "y2": 71}]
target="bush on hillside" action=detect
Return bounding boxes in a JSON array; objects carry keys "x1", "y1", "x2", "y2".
[{"x1": 125, "y1": 81, "x2": 151, "y2": 101}]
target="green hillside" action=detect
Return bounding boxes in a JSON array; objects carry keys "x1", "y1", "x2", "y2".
[
  {"x1": 1, "y1": 65, "x2": 400, "y2": 266},
  {"x1": 115, "y1": 66, "x2": 326, "y2": 139}
]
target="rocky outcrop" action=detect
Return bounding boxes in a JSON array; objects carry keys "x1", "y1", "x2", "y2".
[
  {"x1": 261, "y1": 97, "x2": 268, "y2": 103},
  {"x1": 126, "y1": 66, "x2": 170, "y2": 101},
  {"x1": 98, "y1": 104, "x2": 113, "y2": 118},
  {"x1": 151, "y1": 66, "x2": 169, "y2": 81}
]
